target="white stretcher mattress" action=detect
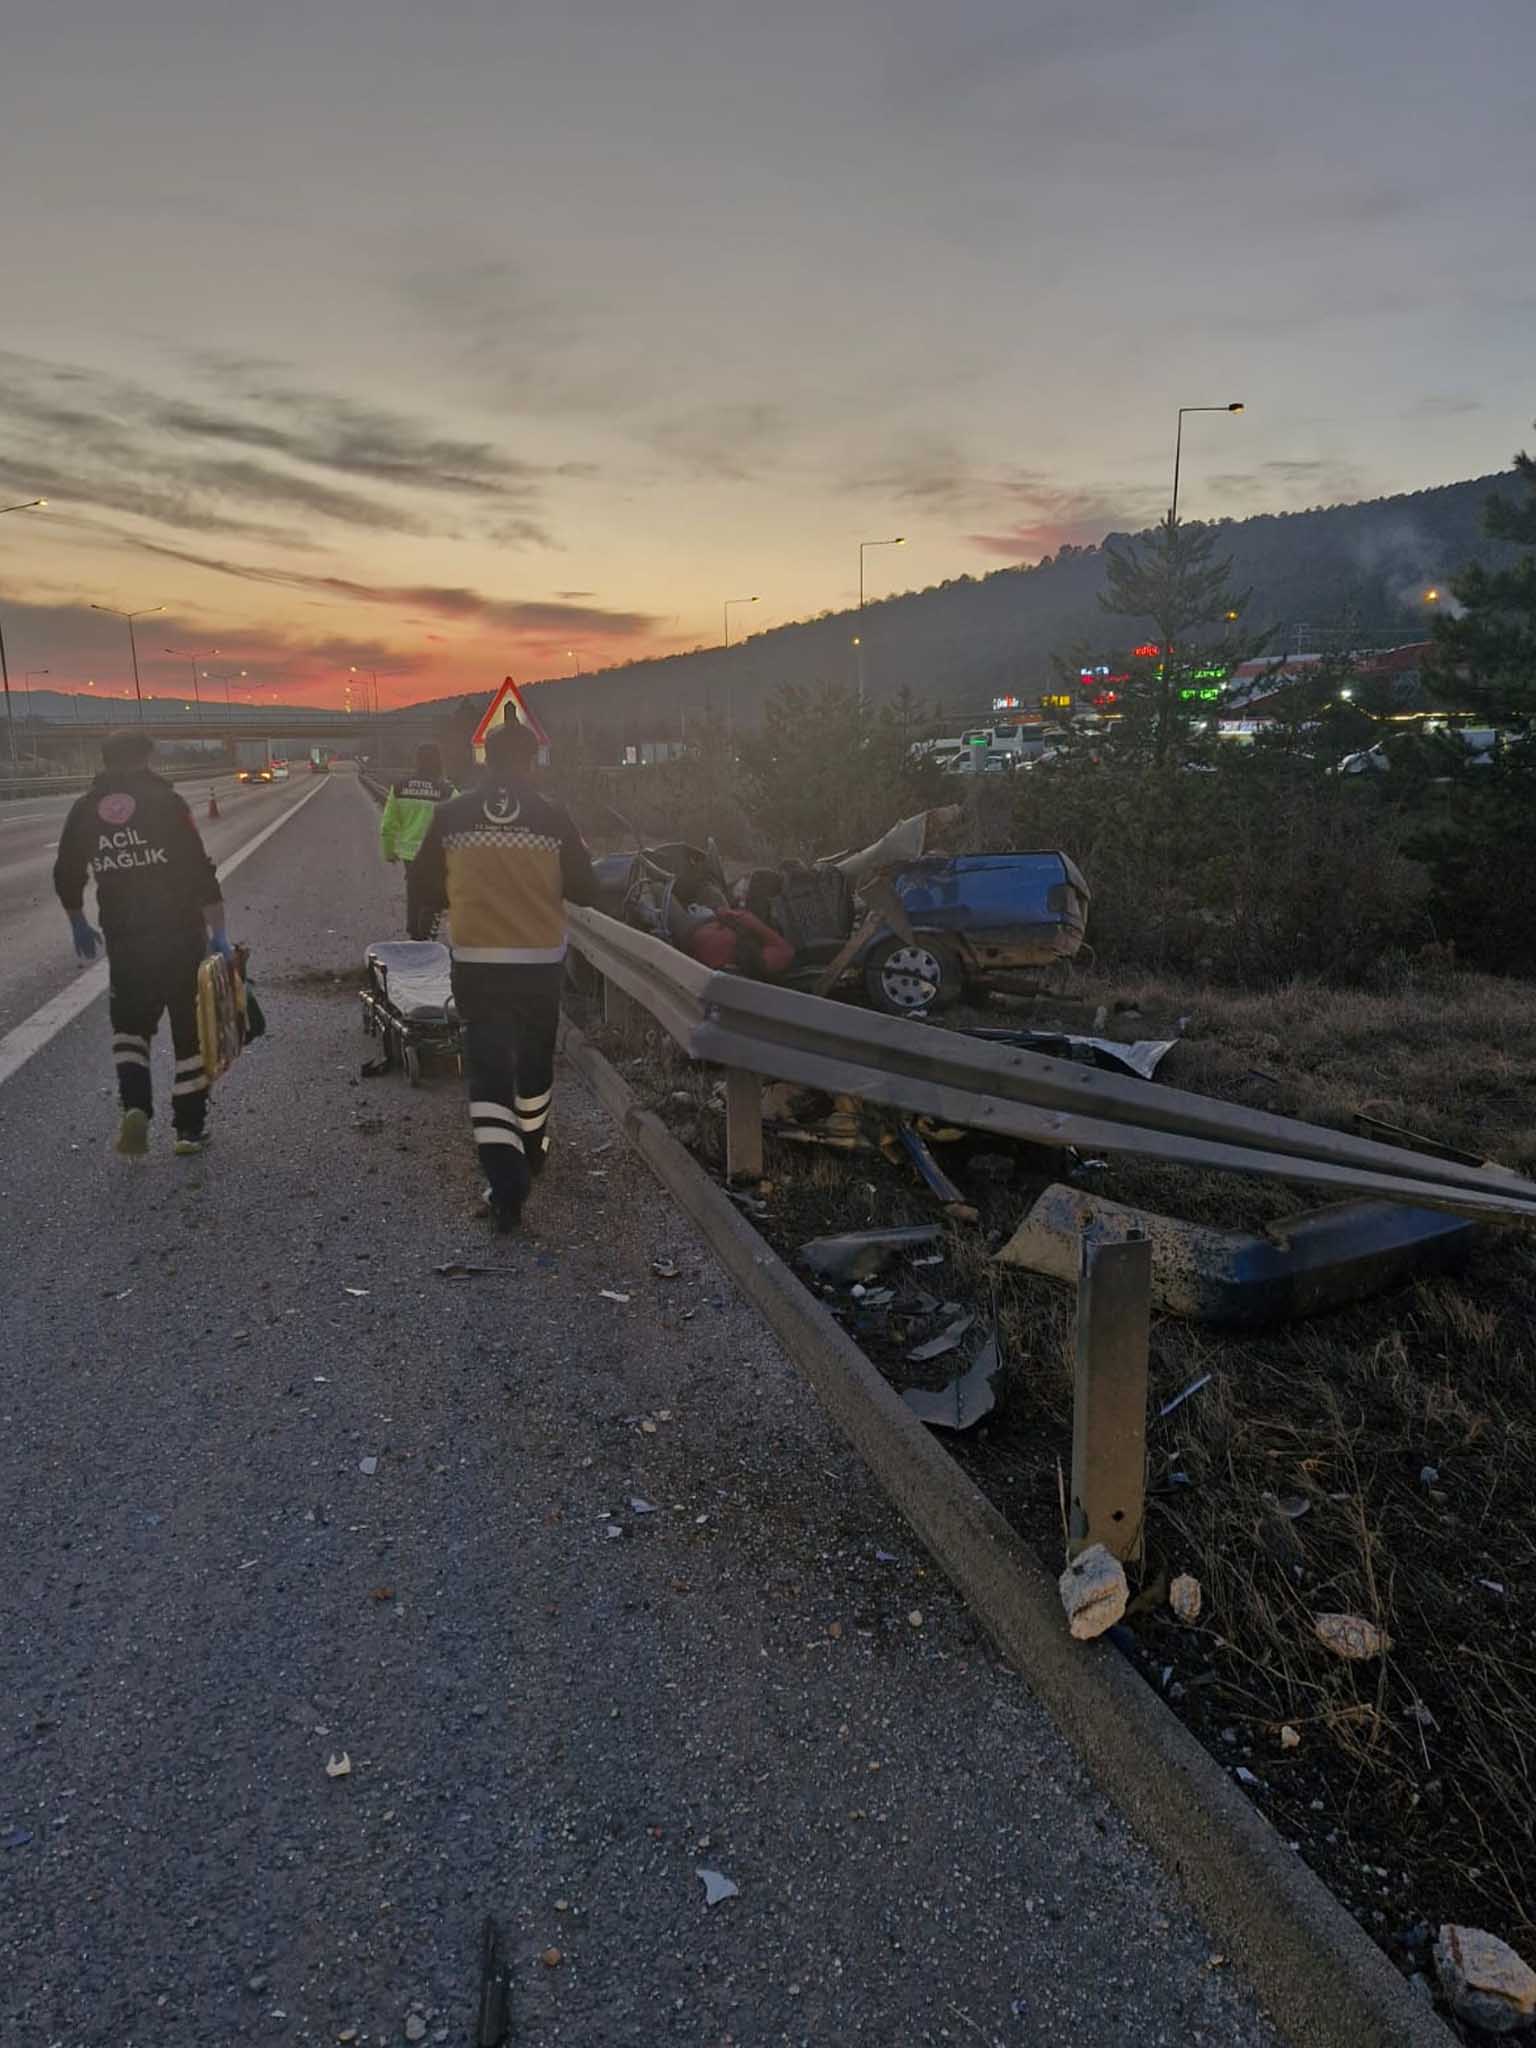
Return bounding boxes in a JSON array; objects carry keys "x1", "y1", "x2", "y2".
[{"x1": 364, "y1": 940, "x2": 456, "y2": 1023}]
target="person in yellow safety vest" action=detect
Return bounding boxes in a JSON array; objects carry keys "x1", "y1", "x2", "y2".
[{"x1": 379, "y1": 743, "x2": 456, "y2": 939}]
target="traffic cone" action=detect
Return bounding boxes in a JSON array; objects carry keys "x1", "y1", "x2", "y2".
[{"x1": 207, "y1": 788, "x2": 220, "y2": 820}]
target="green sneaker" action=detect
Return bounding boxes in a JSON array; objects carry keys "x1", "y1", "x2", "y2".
[
  {"x1": 173, "y1": 1132, "x2": 211, "y2": 1156},
  {"x1": 114, "y1": 1108, "x2": 150, "y2": 1158}
]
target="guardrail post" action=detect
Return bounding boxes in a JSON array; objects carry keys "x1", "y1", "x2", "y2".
[
  {"x1": 1069, "y1": 1230, "x2": 1151, "y2": 1564},
  {"x1": 724, "y1": 1067, "x2": 764, "y2": 1183}
]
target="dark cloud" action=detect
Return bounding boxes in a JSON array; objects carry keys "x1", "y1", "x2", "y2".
[
  {"x1": 645, "y1": 402, "x2": 789, "y2": 482},
  {"x1": 1205, "y1": 459, "x2": 1366, "y2": 505},
  {"x1": 881, "y1": 0, "x2": 1215, "y2": 109},
  {"x1": 969, "y1": 485, "x2": 1149, "y2": 559},
  {"x1": 156, "y1": 386, "x2": 540, "y2": 497},
  {"x1": 119, "y1": 537, "x2": 659, "y2": 639},
  {"x1": 1411, "y1": 395, "x2": 1483, "y2": 419},
  {"x1": 396, "y1": 258, "x2": 657, "y2": 422},
  {"x1": 845, "y1": 437, "x2": 980, "y2": 512},
  {"x1": 0, "y1": 348, "x2": 564, "y2": 551}
]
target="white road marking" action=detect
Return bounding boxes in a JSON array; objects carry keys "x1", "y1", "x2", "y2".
[{"x1": 0, "y1": 775, "x2": 330, "y2": 1093}]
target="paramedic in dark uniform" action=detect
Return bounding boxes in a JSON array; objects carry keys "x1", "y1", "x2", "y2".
[
  {"x1": 412, "y1": 718, "x2": 597, "y2": 1231},
  {"x1": 52, "y1": 729, "x2": 232, "y2": 1158},
  {"x1": 378, "y1": 742, "x2": 456, "y2": 938}
]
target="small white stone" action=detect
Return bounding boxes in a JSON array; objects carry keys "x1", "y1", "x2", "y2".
[
  {"x1": 1169, "y1": 1573, "x2": 1202, "y2": 1626},
  {"x1": 1059, "y1": 1544, "x2": 1128, "y2": 1642}
]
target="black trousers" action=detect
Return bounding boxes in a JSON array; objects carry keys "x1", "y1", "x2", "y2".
[
  {"x1": 405, "y1": 859, "x2": 438, "y2": 941},
  {"x1": 107, "y1": 933, "x2": 209, "y2": 1135},
  {"x1": 450, "y1": 961, "x2": 562, "y2": 1205}
]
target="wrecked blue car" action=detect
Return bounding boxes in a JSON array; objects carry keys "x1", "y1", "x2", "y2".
[{"x1": 590, "y1": 820, "x2": 1090, "y2": 1016}]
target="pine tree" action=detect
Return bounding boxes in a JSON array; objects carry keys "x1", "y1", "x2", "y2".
[
  {"x1": 1431, "y1": 442, "x2": 1536, "y2": 722},
  {"x1": 1099, "y1": 516, "x2": 1256, "y2": 764}
]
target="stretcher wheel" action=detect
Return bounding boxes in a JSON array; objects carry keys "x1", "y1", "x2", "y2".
[{"x1": 403, "y1": 1042, "x2": 422, "y2": 1087}]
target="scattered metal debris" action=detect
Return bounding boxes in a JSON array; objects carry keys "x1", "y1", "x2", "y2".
[
  {"x1": 797, "y1": 1224, "x2": 943, "y2": 1284},
  {"x1": 1266, "y1": 1492, "x2": 1312, "y2": 1520},
  {"x1": 697, "y1": 1868, "x2": 739, "y2": 1907},
  {"x1": 966, "y1": 1027, "x2": 1180, "y2": 1081},
  {"x1": 1158, "y1": 1373, "x2": 1212, "y2": 1420},
  {"x1": 907, "y1": 1311, "x2": 976, "y2": 1363},
  {"x1": 885, "y1": 1123, "x2": 979, "y2": 1224},
  {"x1": 903, "y1": 1333, "x2": 1001, "y2": 1432},
  {"x1": 474, "y1": 1915, "x2": 511, "y2": 2047},
  {"x1": 998, "y1": 1183, "x2": 1482, "y2": 1327}
]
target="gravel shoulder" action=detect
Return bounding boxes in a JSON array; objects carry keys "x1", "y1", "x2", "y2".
[{"x1": 0, "y1": 774, "x2": 1284, "y2": 2046}]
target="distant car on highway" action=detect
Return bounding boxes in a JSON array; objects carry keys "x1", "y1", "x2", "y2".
[
  {"x1": 269, "y1": 759, "x2": 290, "y2": 780},
  {"x1": 237, "y1": 765, "x2": 274, "y2": 786},
  {"x1": 942, "y1": 749, "x2": 1016, "y2": 776}
]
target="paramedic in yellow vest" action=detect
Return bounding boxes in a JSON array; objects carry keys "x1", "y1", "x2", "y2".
[
  {"x1": 412, "y1": 719, "x2": 598, "y2": 1232},
  {"x1": 379, "y1": 743, "x2": 457, "y2": 938}
]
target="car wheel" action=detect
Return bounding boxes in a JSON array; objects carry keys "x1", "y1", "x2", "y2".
[
  {"x1": 863, "y1": 936, "x2": 959, "y2": 1016},
  {"x1": 402, "y1": 1042, "x2": 422, "y2": 1087}
]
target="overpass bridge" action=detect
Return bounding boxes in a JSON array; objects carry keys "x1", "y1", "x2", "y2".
[
  {"x1": 10, "y1": 707, "x2": 457, "y2": 785},
  {"x1": 25, "y1": 710, "x2": 445, "y2": 745}
]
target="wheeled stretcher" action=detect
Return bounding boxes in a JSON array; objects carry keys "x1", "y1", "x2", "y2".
[{"x1": 359, "y1": 940, "x2": 462, "y2": 1085}]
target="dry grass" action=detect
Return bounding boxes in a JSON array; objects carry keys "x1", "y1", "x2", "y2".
[{"x1": 570, "y1": 965, "x2": 1536, "y2": 1971}]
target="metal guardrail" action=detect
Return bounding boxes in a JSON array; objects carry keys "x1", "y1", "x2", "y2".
[
  {"x1": 565, "y1": 904, "x2": 1536, "y2": 1223},
  {"x1": 0, "y1": 766, "x2": 242, "y2": 803}
]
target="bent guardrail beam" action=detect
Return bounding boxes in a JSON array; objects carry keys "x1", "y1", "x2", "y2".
[{"x1": 564, "y1": 906, "x2": 1536, "y2": 1224}]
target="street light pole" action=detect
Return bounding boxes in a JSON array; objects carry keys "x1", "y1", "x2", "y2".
[
  {"x1": 857, "y1": 537, "x2": 906, "y2": 718},
  {"x1": 166, "y1": 646, "x2": 219, "y2": 721},
  {"x1": 1170, "y1": 404, "x2": 1244, "y2": 527},
  {"x1": 23, "y1": 670, "x2": 49, "y2": 727},
  {"x1": 90, "y1": 603, "x2": 166, "y2": 722},
  {"x1": 0, "y1": 498, "x2": 47, "y2": 769}
]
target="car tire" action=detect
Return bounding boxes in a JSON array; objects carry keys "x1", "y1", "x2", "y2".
[
  {"x1": 402, "y1": 1042, "x2": 422, "y2": 1087},
  {"x1": 863, "y1": 936, "x2": 961, "y2": 1016}
]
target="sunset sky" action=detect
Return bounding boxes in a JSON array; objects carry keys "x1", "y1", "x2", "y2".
[{"x1": 1, "y1": 0, "x2": 1532, "y2": 710}]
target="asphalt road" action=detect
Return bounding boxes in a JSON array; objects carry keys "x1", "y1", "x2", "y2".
[
  {"x1": 0, "y1": 771, "x2": 314, "y2": 1038},
  {"x1": 0, "y1": 771, "x2": 1286, "y2": 2047}
]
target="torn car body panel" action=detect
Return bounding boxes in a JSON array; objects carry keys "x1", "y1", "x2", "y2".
[{"x1": 997, "y1": 1183, "x2": 1482, "y2": 1327}]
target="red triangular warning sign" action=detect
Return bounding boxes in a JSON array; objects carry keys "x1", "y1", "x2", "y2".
[{"x1": 471, "y1": 676, "x2": 550, "y2": 751}]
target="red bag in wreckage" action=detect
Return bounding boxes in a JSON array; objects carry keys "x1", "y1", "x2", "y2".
[{"x1": 686, "y1": 909, "x2": 795, "y2": 978}]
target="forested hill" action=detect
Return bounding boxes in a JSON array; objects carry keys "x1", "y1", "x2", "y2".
[{"x1": 522, "y1": 467, "x2": 1521, "y2": 743}]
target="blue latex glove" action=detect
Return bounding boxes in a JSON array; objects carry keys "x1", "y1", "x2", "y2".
[
  {"x1": 208, "y1": 931, "x2": 236, "y2": 964},
  {"x1": 68, "y1": 912, "x2": 101, "y2": 963}
]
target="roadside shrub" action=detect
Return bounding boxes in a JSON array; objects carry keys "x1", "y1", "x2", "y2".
[
  {"x1": 1016, "y1": 755, "x2": 1432, "y2": 984},
  {"x1": 1403, "y1": 753, "x2": 1536, "y2": 974}
]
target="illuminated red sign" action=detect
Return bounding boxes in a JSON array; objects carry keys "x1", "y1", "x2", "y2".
[{"x1": 1133, "y1": 642, "x2": 1162, "y2": 658}]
